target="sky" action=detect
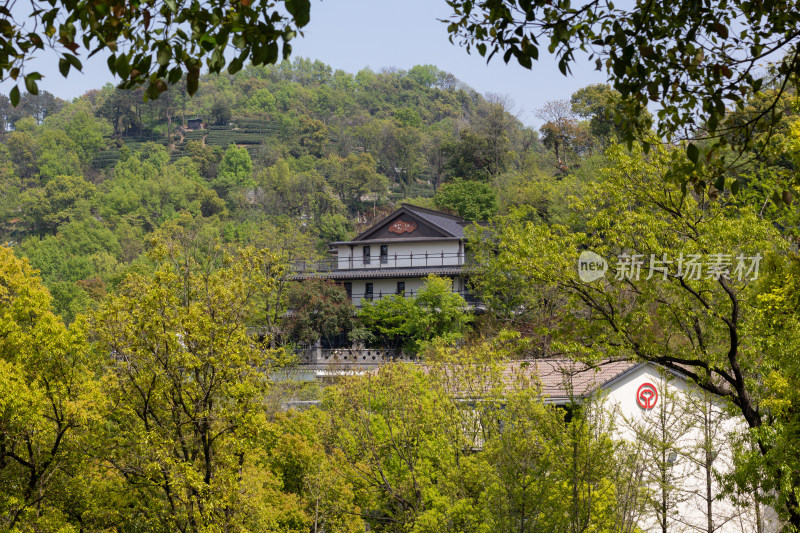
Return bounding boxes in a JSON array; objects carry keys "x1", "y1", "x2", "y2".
[{"x1": 5, "y1": 0, "x2": 607, "y2": 128}]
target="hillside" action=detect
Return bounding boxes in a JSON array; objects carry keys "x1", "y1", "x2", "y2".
[{"x1": 0, "y1": 59, "x2": 559, "y2": 319}]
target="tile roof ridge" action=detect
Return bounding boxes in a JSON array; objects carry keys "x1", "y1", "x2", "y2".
[{"x1": 401, "y1": 203, "x2": 466, "y2": 221}]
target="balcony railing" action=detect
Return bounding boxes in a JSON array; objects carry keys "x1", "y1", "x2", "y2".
[
  {"x1": 293, "y1": 347, "x2": 414, "y2": 366},
  {"x1": 292, "y1": 251, "x2": 472, "y2": 273}
]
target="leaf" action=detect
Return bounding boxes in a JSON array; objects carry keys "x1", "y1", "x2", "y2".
[
  {"x1": 115, "y1": 54, "x2": 131, "y2": 79},
  {"x1": 187, "y1": 67, "x2": 199, "y2": 95},
  {"x1": 285, "y1": 0, "x2": 311, "y2": 27},
  {"x1": 59, "y1": 58, "x2": 70, "y2": 77},
  {"x1": 66, "y1": 54, "x2": 82, "y2": 70},
  {"x1": 687, "y1": 143, "x2": 699, "y2": 164},
  {"x1": 157, "y1": 47, "x2": 171, "y2": 67},
  {"x1": 24, "y1": 75, "x2": 38, "y2": 95},
  {"x1": 227, "y1": 55, "x2": 244, "y2": 75},
  {"x1": 9, "y1": 85, "x2": 19, "y2": 107}
]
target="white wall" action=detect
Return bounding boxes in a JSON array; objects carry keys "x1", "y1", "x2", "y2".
[
  {"x1": 337, "y1": 240, "x2": 462, "y2": 269},
  {"x1": 345, "y1": 276, "x2": 465, "y2": 307},
  {"x1": 599, "y1": 365, "x2": 779, "y2": 533}
]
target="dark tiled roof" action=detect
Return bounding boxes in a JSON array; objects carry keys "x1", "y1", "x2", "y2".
[
  {"x1": 288, "y1": 266, "x2": 466, "y2": 281},
  {"x1": 403, "y1": 204, "x2": 468, "y2": 238}
]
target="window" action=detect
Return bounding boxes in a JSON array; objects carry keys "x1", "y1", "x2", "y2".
[
  {"x1": 343, "y1": 282, "x2": 352, "y2": 300},
  {"x1": 396, "y1": 281, "x2": 405, "y2": 296},
  {"x1": 365, "y1": 283, "x2": 373, "y2": 301},
  {"x1": 363, "y1": 245, "x2": 371, "y2": 265},
  {"x1": 380, "y1": 244, "x2": 388, "y2": 264}
]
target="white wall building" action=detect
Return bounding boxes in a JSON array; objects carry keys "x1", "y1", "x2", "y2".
[
  {"x1": 528, "y1": 359, "x2": 781, "y2": 533},
  {"x1": 291, "y1": 204, "x2": 476, "y2": 308}
]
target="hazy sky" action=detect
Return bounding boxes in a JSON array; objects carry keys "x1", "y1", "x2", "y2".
[{"x1": 5, "y1": 0, "x2": 607, "y2": 128}]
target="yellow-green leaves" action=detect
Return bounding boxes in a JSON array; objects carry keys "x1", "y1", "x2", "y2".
[
  {"x1": 0, "y1": 245, "x2": 106, "y2": 531},
  {"x1": 92, "y1": 234, "x2": 291, "y2": 530}
]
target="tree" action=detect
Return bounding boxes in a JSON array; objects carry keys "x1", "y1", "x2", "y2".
[
  {"x1": 536, "y1": 100, "x2": 594, "y2": 174},
  {"x1": 445, "y1": 0, "x2": 800, "y2": 160},
  {"x1": 8, "y1": 91, "x2": 64, "y2": 126},
  {"x1": 99, "y1": 143, "x2": 221, "y2": 231},
  {"x1": 20, "y1": 174, "x2": 96, "y2": 234},
  {"x1": 213, "y1": 144, "x2": 253, "y2": 196},
  {"x1": 317, "y1": 153, "x2": 389, "y2": 215},
  {"x1": 622, "y1": 377, "x2": 693, "y2": 533},
  {"x1": 470, "y1": 141, "x2": 800, "y2": 525},
  {"x1": 185, "y1": 140, "x2": 222, "y2": 180},
  {"x1": 17, "y1": 218, "x2": 123, "y2": 321},
  {"x1": 0, "y1": 245, "x2": 106, "y2": 530},
  {"x1": 434, "y1": 178, "x2": 498, "y2": 221},
  {"x1": 357, "y1": 275, "x2": 472, "y2": 354},
  {"x1": 283, "y1": 279, "x2": 355, "y2": 346},
  {"x1": 0, "y1": 0, "x2": 311, "y2": 102},
  {"x1": 320, "y1": 363, "x2": 467, "y2": 531},
  {"x1": 265, "y1": 409, "x2": 364, "y2": 533},
  {"x1": 91, "y1": 229, "x2": 297, "y2": 531},
  {"x1": 569, "y1": 84, "x2": 653, "y2": 146},
  {"x1": 443, "y1": 128, "x2": 494, "y2": 181},
  {"x1": 42, "y1": 101, "x2": 112, "y2": 165},
  {"x1": 317, "y1": 342, "x2": 635, "y2": 533}
]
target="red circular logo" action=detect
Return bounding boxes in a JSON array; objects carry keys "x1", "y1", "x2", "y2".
[{"x1": 637, "y1": 383, "x2": 658, "y2": 409}]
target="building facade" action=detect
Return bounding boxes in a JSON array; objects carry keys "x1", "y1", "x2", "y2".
[
  {"x1": 292, "y1": 203, "x2": 477, "y2": 307},
  {"x1": 529, "y1": 359, "x2": 780, "y2": 533}
]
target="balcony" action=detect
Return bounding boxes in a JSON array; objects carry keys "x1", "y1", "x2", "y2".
[{"x1": 292, "y1": 251, "x2": 472, "y2": 273}]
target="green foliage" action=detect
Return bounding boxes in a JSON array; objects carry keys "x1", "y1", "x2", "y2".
[
  {"x1": 283, "y1": 278, "x2": 355, "y2": 345},
  {"x1": 358, "y1": 275, "x2": 472, "y2": 354},
  {"x1": 213, "y1": 143, "x2": 254, "y2": 195},
  {"x1": 445, "y1": 0, "x2": 795, "y2": 161},
  {"x1": 0, "y1": 245, "x2": 106, "y2": 530},
  {"x1": 316, "y1": 212, "x2": 354, "y2": 243},
  {"x1": 17, "y1": 218, "x2": 122, "y2": 320},
  {"x1": 20, "y1": 174, "x2": 95, "y2": 233},
  {"x1": 42, "y1": 101, "x2": 112, "y2": 164},
  {"x1": 317, "y1": 152, "x2": 389, "y2": 215},
  {"x1": 570, "y1": 83, "x2": 652, "y2": 143},
  {"x1": 265, "y1": 410, "x2": 365, "y2": 532},
  {"x1": 470, "y1": 141, "x2": 800, "y2": 525},
  {"x1": 318, "y1": 348, "x2": 637, "y2": 533},
  {"x1": 434, "y1": 178, "x2": 498, "y2": 220},
  {"x1": 100, "y1": 143, "x2": 222, "y2": 230},
  {"x1": 0, "y1": 0, "x2": 311, "y2": 100},
  {"x1": 92, "y1": 231, "x2": 294, "y2": 530}
]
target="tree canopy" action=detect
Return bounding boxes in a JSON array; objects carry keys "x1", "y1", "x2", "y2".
[
  {"x1": 445, "y1": 0, "x2": 800, "y2": 183},
  {"x1": 1, "y1": 0, "x2": 311, "y2": 103}
]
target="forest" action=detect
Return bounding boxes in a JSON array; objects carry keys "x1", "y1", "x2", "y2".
[{"x1": 3, "y1": 57, "x2": 800, "y2": 532}]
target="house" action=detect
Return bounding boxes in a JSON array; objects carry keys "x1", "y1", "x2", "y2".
[
  {"x1": 512, "y1": 359, "x2": 779, "y2": 533},
  {"x1": 186, "y1": 118, "x2": 204, "y2": 130},
  {"x1": 292, "y1": 204, "x2": 478, "y2": 308},
  {"x1": 277, "y1": 357, "x2": 778, "y2": 532}
]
